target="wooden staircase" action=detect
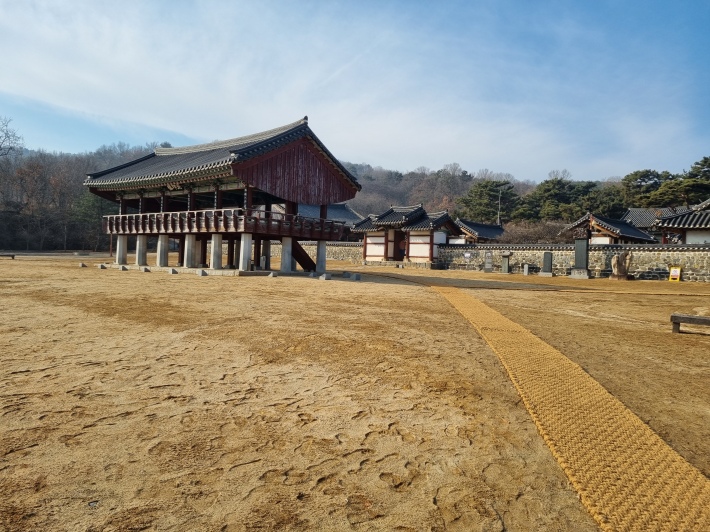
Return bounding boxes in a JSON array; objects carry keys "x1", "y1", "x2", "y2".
[{"x1": 292, "y1": 241, "x2": 317, "y2": 272}]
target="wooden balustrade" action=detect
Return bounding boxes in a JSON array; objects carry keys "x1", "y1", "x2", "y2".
[{"x1": 102, "y1": 208, "x2": 346, "y2": 240}]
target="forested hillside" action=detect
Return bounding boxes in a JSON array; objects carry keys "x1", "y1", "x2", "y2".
[{"x1": 1, "y1": 116, "x2": 708, "y2": 251}]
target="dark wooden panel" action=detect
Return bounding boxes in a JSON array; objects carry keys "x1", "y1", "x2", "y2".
[{"x1": 232, "y1": 138, "x2": 357, "y2": 204}]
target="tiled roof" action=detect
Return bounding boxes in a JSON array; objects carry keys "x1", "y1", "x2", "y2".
[
  {"x1": 455, "y1": 219, "x2": 504, "y2": 240},
  {"x1": 352, "y1": 215, "x2": 378, "y2": 232},
  {"x1": 372, "y1": 204, "x2": 426, "y2": 227},
  {"x1": 294, "y1": 203, "x2": 364, "y2": 227},
  {"x1": 622, "y1": 207, "x2": 692, "y2": 229},
  {"x1": 655, "y1": 198, "x2": 710, "y2": 229},
  {"x1": 566, "y1": 213, "x2": 657, "y2": 242},
  {"x1": 84, "y1": 117, "x2": 359, "y2": 191},
  {"x1": 403, "y1": 211, "x2": 453, "y2": 231},
  {"x1": 350, "y1": 205, "x2": 457, "y2": 233}
]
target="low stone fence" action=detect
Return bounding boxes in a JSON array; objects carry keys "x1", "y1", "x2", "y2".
[
  {"x1": 269, "y1": 241, "x2": 363, "y2": 263},
  {"x1": 439, "y1": 244, "x2": 710, "y2": 281}
]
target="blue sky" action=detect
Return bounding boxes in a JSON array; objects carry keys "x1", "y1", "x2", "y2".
[{"x1": 1, "y1": 0, "x2": 708, "y2": 181}]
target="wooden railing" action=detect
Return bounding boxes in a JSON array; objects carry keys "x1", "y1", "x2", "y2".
[{"x1": 103, "y1": 209, "x2": 346, "y2": 241}]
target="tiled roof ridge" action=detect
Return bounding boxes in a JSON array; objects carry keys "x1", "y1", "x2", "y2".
[
  {"x1": 390, "y1": 203, "x2": 424, "y2": 212},
  {"x1": 456, "y1": 218, "x2": 503, "y2": 228},
  {"x1": 87, "y1": 152, "x2": 156, "y2": 179},
  {"x1": 154, "y1": 118, "x2": 308, "y2": 156},
  {"x1": 692, "y1": 197, "x2": 710, "y2": 212}
]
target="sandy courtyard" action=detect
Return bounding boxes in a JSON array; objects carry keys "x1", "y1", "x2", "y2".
[{"x1": 1, "y1": 256, "x2": 708, "y2": 531}]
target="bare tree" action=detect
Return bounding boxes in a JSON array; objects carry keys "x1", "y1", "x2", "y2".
[{"x1": 0, "y1": 117, "x2": 23, "y2": 158}]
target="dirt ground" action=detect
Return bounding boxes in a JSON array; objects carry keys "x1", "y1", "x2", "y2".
[{"x1": 0, "y1": 256, "x2": 707, "y2": 531}]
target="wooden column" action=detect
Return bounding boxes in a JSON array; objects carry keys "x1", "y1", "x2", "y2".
[
  {"x1": 160, "y1": 190, "x2": 167, "y2": 213},
  {"x1": 177, "y1": 235, "x2": 185, "y2": 267},
  {"x1": 138, "y1": 192, "x2": 144, "y2": 214},
  {"x1": 245, "y1": 187, "x2": 253, "y2": 210},
  {"x1": 187, "y1": 187, "x2": 195, "y2": 211},
  {"x1": 214, "y1": 184, "x2": 223, "y2": 209},
  {"x1": 362, "y1": 234, "x2": 368, "y2": 260},
  {"x1": 428, "y1": 233, "x2": 434, "y2": 262},
  {"x1": 199, "y1": 235, "x2": 208, "y2": 267},
  {"x1": 262, "y1": 240, "x2": 271, "y2": 270},
  {"x1": 226, "y1": 237, "x2": 235, "y2": 269},
  {"x1": 320, "y1": 204, "x2": 328, "y2": 219},
  {"x1": 118, "y1": 195, "x2": 126, "y2": 215},
  {"x1": 254, "y1": 238, "x2": 262, "y2": 269}
]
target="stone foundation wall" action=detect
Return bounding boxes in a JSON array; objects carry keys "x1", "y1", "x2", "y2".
[{"x1": 439, "y1": 244, "x2": 710, "y2": 282}]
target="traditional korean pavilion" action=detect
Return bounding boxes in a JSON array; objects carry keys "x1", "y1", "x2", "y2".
[
  {"x1": 564, "y1": 213, "x2": 656, "y2": 244},
  {"x1": 655, "y1": 198, "x2": 710, "y2": 244},
  {"x1": 454, "y1": 218, "x2": 504, "y2": 243},
  {"x1": 351, "y1": 204, "x2": 460, "y2": 262},
  {"x1": 84, "y1": 117, "x2": 361, "y2": 272}
]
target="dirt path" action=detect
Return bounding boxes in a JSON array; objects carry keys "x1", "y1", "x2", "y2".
[
  {"x1": 362, "y1": 267, "x2": 710, "y2": 478},
  {"x1": 1, "y1": 258, "x2": 596, "y2": 531},
  {"x1": 435, "y1": 286, "x2": 709, "y2": 531}
]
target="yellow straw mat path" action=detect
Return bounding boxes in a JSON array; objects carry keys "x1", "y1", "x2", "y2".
[{"x1": 435, "y1": 286, "x2": 710, "y2": 532}]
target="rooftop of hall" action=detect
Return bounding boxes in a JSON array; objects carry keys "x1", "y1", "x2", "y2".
[
  {"x1": 351, "y1": 204, "x2": 458, "y2": 233},
  {"x1": 84, "y1": 117, "x2": 360, "y2": 192},
  {"x1": 566, "y1": 212, "x2": 657, "y2": 243},
  {"x1": 455, "y1": 219, "x2": 505, "y2": 240},
  {"x1": 655, "y1": 198, "x2": 710, "y2": 229},
  {"x1": 622, "y1": 206, "x2": 693, "y2": 229}
]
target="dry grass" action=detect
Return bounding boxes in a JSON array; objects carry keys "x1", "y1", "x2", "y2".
[{"x1": 1, "y1": 255, "x2": 708, "y2": 530}]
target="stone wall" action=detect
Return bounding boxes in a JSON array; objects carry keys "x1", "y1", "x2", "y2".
[
  {"x1": 439, "y1": 244, "x2": 710, "y2": 281},
  {"x1": 269, "y1": 241, "x2": 363, "y2": 263},
  {"x1": 224, "y1": 240, "x2": 710, "y2": 281}
]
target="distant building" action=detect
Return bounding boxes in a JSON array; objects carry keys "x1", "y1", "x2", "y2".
[
  {"x1": 564, "y1": 213, "x2": 656, "y2": 244},
  {"x1": 351, "y1": 204, "x2": 461, "y2": 262},
  {"x1": 622, "y1": 207, "x2": 692, "y2": 241},
  {"x1": 451, "y1": 219, "x2": 504, "y2": 244},
  {"x1": 655, "y1": 198, "x2": 710, "y2": 244}
]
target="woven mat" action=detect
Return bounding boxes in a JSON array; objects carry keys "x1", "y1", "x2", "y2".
[{"x1": 435, "y1": 286, "x2": 710, "y2": 532}]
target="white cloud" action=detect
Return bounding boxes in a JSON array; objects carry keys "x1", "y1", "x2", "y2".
[{"x1": 0, "y1": 0, "x2": 707, "y2": 180}]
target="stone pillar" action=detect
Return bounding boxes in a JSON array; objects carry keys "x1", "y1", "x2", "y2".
[
  {"x1": 157, "y1": 235, "x2": 169, "y2": 267},
  {"x1": 571, "y1": 238, "x2": 591, "y2": 279},
  {"x1": 281, "y1": 236, "x2": 293, "y2": 272},
  {"x1": 116, "y1": 235, "x2": 128, "y2": 265},
  {"x1": 316, "y1": 240, "x2": 327, "y2": 273},
  {"x1": 238, "y1": 233, "x2": 253, "y2": 271},
  {"x1": 501, "y1": 256, "x2": 510, "y2": 274},
  {"x1": 210, "y1": 233, "x2": 223, "y2": 270},
  {"x1": 234, "y1": 235, "x2": 241, "y2": 269},
  {"x1": 184, "y1": 234, "x2": 197, "y2": 268},
  {"x1": 539, "y1": 251, "x2": 554, "y2": 277},
  {"x1": 135, "y1": 235, "x2": 148, "y2": 266}
]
